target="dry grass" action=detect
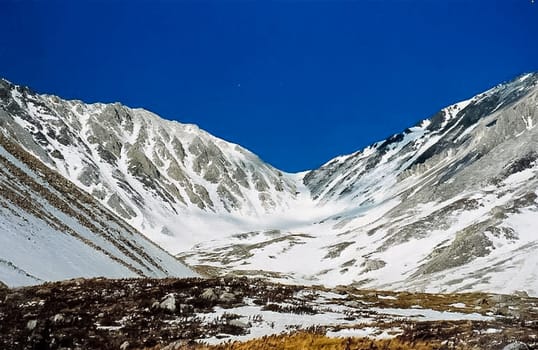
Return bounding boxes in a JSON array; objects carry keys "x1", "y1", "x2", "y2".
[
  {"x1": 146, "y1": 332, "x2": 443, "y2": 350},
  {"x1": 325, "y1": 286, "x2": 495, "y2": 314}
]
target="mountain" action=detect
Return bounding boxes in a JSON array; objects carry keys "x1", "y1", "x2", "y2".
[
  {"x1": 0, "y1": 78, "x2": 298, "y2": 253},
  {"x1": 0, "y1": 104, "x2": 197, "y2": 286},
  {"x1": 1, "y1": 73, "x2": 537, "y2": 295},
  {"x1": 181, "y1": 73, "x2": 538, "y2": 295}
]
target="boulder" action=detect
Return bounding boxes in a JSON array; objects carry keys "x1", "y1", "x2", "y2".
[
  {"x1": 513, "y1": 290, "x2": 529, "y2": 298},
  {"x1": 228, "y1": 319, "x2": 249, "y2": 329},
  {"x1": 26, "y1": 320, "x2": 37, "y2": 331},
  {"x1": 502, "y1": 342, "x2": 529, "y2": 350},
  {"x1": 159, "y1": 294, "x2": 176, "y2": 312},
  {"x1": 219, "y1": 292, "x2": 236, "y2": 303},
  {"x1": 51, "y1": 314, "x2": 64, "y2": 323},
  {"x1": 201, "y1": 288, "x2": 218, "y2": 301}
]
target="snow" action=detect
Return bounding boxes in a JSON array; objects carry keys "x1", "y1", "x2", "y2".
[
  {"x1": 483, "y1": 328, "x2": 501, "y2": 334},
  {"x1": 199, "y1": 305, "x2": 358, "y2": 345},
  {"x1": 519, "y1": 73, "x2": 533, "y2": 82},
  {"x1": 326, "y1": 327, "x2": 400, "y2": 339},
  {"x1": 371, "y1": 308, "x2": 493, "y2": 321},
  {"x1": 520, "y1": 114, "x2": 535, "y2": 130},
  {"x1": 0, "y1": 139, "x2": 196, "y2": 287},
  {"x1": 0, "y1": 202, "x2": 138, "y2": 285},
  {"x1": 449, "y1": 303, "x2": 466, "y2": 308},
  {"x1": 195, "y1": 298, "x2": 492, "y2": 345},
  {"x1": 96, "y1": 325, "x2": 124, "y2": 331}
]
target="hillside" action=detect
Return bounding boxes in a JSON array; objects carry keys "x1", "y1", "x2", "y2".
[{"x1": 0, "y1": 125, "x2": 196, "y2": 287}]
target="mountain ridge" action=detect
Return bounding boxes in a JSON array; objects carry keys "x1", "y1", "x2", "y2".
[
  {"x1": 1, "y1": 73, "x2": 538, "y2": 295},
  {"x1": 182, "y1": 72, "x2": 538, "y2": 295}
]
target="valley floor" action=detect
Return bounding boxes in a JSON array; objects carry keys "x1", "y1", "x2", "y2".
[{"x1": 0, "y1": 277, "x2": 536, "y2": 349}]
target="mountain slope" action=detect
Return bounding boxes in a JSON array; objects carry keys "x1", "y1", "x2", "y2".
[
  {"x1": 0, "y1": 79, "x2": 298, "y2": 252},
  {"x1": 0, "y1": 128, "x2": 196, "y2": 287},
  {"x1": 1, "y1": 74, "x2": 538, "y2": 295},
  {"x1": 182, "y1": 73, "x2": 538, "y2": 295}
]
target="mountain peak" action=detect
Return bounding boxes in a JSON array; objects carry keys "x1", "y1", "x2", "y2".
[{"x1": 2, "y1": 73, "x2": 538, "y2": 295}]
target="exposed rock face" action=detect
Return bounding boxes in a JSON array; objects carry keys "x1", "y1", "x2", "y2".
[
  {"x1": 0, "y1": 129, "x2": 196, "y2": 287},
  {"x1": 304, "y1": 73, "x2": 538, "y2": 204}
]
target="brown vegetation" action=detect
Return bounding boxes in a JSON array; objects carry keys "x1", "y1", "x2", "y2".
[
  {"x1": 146, "y1": 332, "x2": 441, "y2": 350},
  {"x1": 1, "y1": 277, "x2": 536, "y2": 350}
]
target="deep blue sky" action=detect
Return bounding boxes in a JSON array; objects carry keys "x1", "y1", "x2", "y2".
[{"x1": 1, "y1": 1, "x2": 537, "y2": 172}]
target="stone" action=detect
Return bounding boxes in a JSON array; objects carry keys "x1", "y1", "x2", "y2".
[
  {"x1": 52, "y1": 314, "x2": 64, "y2": 323},
  {"x1": 490, "y1": 294, "x2": 510, "y2": 303},
  {"x1": 514, "y1": 290, "x2": 529, "y2": 298},
  {"x1": 26, "y1": 320, "x2": 37, "y2": 331},
  {"x1": 159, "y1": 294, "x2": 176, "y2": 312},
  {"x1": 502, "y1": 342, "x2": 529, "y2": 350},
  {"x1": 219, "y1": 292, "x2": 236, "y2": 303},
  {"x1": 35, "y1": 287, "x2": 52, "y2": 297},
  {"x1": 201, "y1": 288, "x2": 218, "y2": 301},
  {"x1": 228, "y1": 319, "x2": 248, "y2": 329}
]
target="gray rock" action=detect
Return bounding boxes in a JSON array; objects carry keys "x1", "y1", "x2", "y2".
[
  {"x1": 360, "y1": 258, "x2": 386, "y2": 273},
  {"x1": 414, "y1": 226, "x2": 494, "y2": 276},
  {"x1": 107, "y1": 193, "x2": 136, "y2": 220},
  {"x1": 160, "y1": 294, "x2": 177, "y2": 312},
  {"x1": 502, "y1": 342, "x2": 529, "y2": 350},
  {"x1": 201, "y1": 288, "x2": 218, "y2": 301},
  {"x1": 77, "y1": 164, "x2": 101, "y2": 187},
  {"x1": 490, "y1": 294, "x2": 511, "y2": 303},
  {"x1": 50, "y1": 149, "x2": 64, "y2": 160},
  {"x1": 228, "y1": 319, "x2": 249, "y2": 329},
  {"x1": 52, "y1": 314, "x2": 64, "y2": 323},
  {"x1": 513, "y1": 290, "x2": 529, "y2": 298},
  {"x1": 219, "y1": 292, "x2": 236, "y2": 303},
  {"x1": 26, "y1": 320, "x2": 37, "y2": 331}
]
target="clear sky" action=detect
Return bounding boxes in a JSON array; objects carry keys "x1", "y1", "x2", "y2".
[{"x1": 1, "y1": 1, "x2": 537, "y2": 172}]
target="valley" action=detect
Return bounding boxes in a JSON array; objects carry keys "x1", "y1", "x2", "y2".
[
  {"x1": 1, "y1": 72, "x2": 538, "y2": 349},
  {"x1": 2, "y1": 73, "x2": 537, "y2": 294}
]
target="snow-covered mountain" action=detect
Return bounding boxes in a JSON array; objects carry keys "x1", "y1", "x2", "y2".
[
  {"x1": 0, "y1": 109, "x2": 197, "y2": 287},
  {"x1": 1, "y1": 73, "x2": 537, "y2": 295},
  {"x1": 0, "y1": 79, "x2": 297, "y2": 252},
  {"x1": 182, "y1": 73, "x2": 538, "y2": 295}
]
